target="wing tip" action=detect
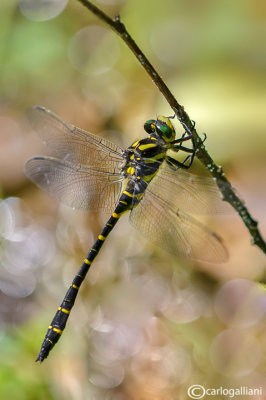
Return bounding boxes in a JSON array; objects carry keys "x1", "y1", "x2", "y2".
[
  {"x1": 189, "y1": 231, "x2": 229, "y2": 264},
  {"x1": 26, "y1": 105, "x2": 54, "y2": 126},
  {"x1": 28, "y1": 105, "x2": 47, "y2": 113}
]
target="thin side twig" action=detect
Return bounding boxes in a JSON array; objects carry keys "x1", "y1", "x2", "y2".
[{"x1": 77, "y1": 0, "x2": 266, "y2": 255}]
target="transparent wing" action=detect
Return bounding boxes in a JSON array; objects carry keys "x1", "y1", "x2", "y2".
[
  {"x1": 25, "y1": 156, "x2": 123, "y2": 212},
  {"x1": 27, "y1": 106, "x2": 123, "y2": 167},
  {"x1": 147, "y1": 162, "x2": 231, "y2": 215},
  {"x1": 130, "y1": 190, "x2": 228, "y2": 263},
  {"x1": 26, "y1": 106, "x2": 125, "y2": 212}
]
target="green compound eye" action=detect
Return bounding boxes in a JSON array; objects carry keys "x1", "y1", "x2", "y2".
[
  {"x1": 144, "y1": 116, "x2": 175, "y2": 142},
  {"x1": 156, "y1": 122, "x2": 173, "y2": 140},
  {"x1": 156, "y1": 116, "x2": 175, "y2": 142},
  {"x1": 144, "y1": 119, "x2": 156, "y2": 134}
]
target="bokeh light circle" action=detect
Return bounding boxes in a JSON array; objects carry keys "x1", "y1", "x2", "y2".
[
  {"x1": 163, "y1": 286, "x2": 210, "y2": 323},
  {"x1": 0, "y1": 274, "x2": 36, "y2": 298},
  {"x1": 0, "y1": 198, "x2": 54, "y2": 298},
  {"x1": 68, "y1": 26, "x2": 120, "y2": 76},
  {"x1": 215, "y1": 279, "x2": 265, "y2": 328},
  {"x1": 210, "y1": 329, "x2": 261, "y2": 376},
  {"x1": 92, "y1": 322, "x2": 143, "y2": 361},
  {"x1": 150, "y1": 18, "x2": 192, "y2": 67},
  {"x1": 88, "y1": 362, "x2": 124, "y2": 389},
  {"x1": 19, "y1": 0, "x2": 68, "y2": 21},
  {"x1": 131, "y1": 344, "x2": 192, "y2": 391}
]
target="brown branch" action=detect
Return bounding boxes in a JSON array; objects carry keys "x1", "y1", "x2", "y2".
[{"x1": 77, "y1": 0, "x2": 266, "y2": 255}]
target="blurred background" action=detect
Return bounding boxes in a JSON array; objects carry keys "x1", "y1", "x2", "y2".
[{"x1": 0, "y1": 0, "x2": 265, "y2": 399}]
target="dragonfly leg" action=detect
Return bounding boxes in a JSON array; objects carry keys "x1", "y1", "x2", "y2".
[
  {"x1": 170, "y1": 125, "x2": 207, "y2": 170},
  {"x1": 172, "y1": 132, "x2": 193, "y2": 145},
  {"x1": 167, "y1": 155, "x2": 194, "y2": 170},
  {"x1": 184, "y1": 132, "x2": 207, "y2": 167},
  {"x1": 172, "y1": 144, "x2": 194, "y2": 153},
  {"x1": 170, "y1": 133, "x2": 196, "y2": 170}
]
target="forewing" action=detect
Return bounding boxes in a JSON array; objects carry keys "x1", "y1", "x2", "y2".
[
  {"x1": 27, "y1": 106, "x2": 123, "y2": 168},
  {"x1": 25, "y1": 156, "x2": 122, "y2": 212},
  {"x1": 147, "y1": 162, "x2": 231, "y2": 215},
  {"x1": 130, "y1": 190, "x2": 228, "y2": 263}
]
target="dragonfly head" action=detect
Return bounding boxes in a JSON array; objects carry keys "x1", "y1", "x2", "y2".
[{"x1": 144, "y1": 116, "x2": 175, "y2": 143}]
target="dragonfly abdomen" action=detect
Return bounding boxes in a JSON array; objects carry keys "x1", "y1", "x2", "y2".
[{"x1": 36, "y1": 189, "x2": 135, "y2": 362}]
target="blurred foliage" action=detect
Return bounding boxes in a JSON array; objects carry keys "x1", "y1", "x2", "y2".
[{"x1": 0, "y1": 0, "x2": 265, "y2": 399}]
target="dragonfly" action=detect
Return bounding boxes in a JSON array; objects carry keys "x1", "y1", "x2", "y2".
[{"x1": 25, "y1": 106, "x2": 228, "y2": 362}]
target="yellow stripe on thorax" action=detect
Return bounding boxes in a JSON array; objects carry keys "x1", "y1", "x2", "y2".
[
  {"x1": 143, "y1": 153, "x2": 164, "y2": 163},
  {"x1": 139, "y1": 143, "x2": 157, "y2": 151},
  {"x1": 123, "y1": 190, "x2": 133, "y2": 198},
  {"x1": 131, "y1": 140, "x2": 139, "y2": 148}
]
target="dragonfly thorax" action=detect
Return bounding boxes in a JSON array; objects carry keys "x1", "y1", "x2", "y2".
[{"x1": 121, "y1": 136, "x2": 167, "y2": 182}]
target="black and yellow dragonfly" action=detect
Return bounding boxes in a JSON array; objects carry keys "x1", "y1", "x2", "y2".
[{"x1": 25, "y1": 106, "x2": 228, "y2": 362}]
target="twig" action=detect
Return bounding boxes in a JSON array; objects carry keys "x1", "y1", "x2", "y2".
[{"x1": 77, "y1": 0, "x2": 266, "y2": 255}]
